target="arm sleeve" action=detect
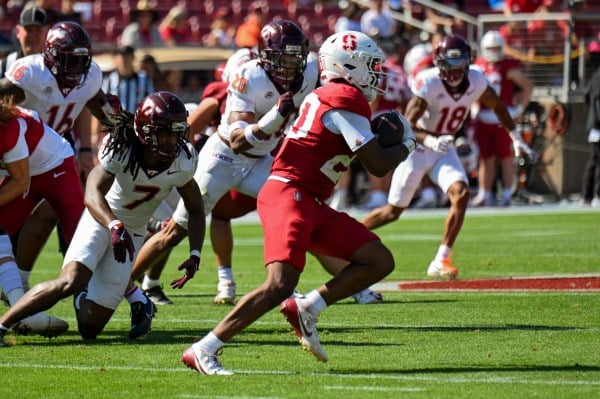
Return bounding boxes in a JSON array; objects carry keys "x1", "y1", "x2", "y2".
[{"x1": 323, "y1": 109, "x2": 375, "y2": 152}]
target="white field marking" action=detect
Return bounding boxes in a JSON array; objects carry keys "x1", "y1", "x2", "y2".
[
  {"x1": 324, "y1": 385, "x2": 424, "y2": 392},
  {"x1": 180, "y1": 396, "x2": 283, "y2": 399},
  {"x1": 0, "y1": 363, "x2": 599, "y2": 386},
  {"x1": 228, "y1": 204, "x2": 600, "y2": 225}
]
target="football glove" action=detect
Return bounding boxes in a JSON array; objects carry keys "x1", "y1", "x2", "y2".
[
  {"x1": 109, "y1": 220, "x2": 134, "y2": 263},
  {"x1": 170, "y1": 255, "x2": 200, "y2": 289}
]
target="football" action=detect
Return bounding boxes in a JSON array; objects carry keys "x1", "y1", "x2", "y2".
[{"x1": 370, "y1": 110, "x2": 407, "y2": 148}]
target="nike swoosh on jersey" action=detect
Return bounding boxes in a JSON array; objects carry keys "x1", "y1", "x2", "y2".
[
  {"x1": 53, "y1": 171, "x2": 66, "y2": 178},
  {"x1": 167, "y1": 170, "x2": 179, "y2": 175}
]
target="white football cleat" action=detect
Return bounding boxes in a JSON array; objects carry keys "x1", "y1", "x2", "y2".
[
  {"x1": 352, "y1": 288, "x2": 383, "y2": 304},
  {"x1": 427, "y1": 258, "x2": 459, "y2": 280},
  {"x1": 214, "y1": 280, "x2": 236, "y2": 305},
  {"x1": 12, "y1": 312, "x2": 68, "y2": 338},
  {"x1": 280, "y1": 297, "x2": 328, "y2": 362},
  {"x1": 181, "y1": 346, "x2": 233, "y2": 375}
]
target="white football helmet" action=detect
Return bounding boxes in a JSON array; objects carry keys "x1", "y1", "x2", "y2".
[
  {"x1": 480, "y1": 30, "x2": 504, "y2": 63},
  {"x1": 403, "y1": 43, "x2": 431, "y2": 79},
  {"x1": 319, "y1": 31, "x2": 387, "y2": 102}
]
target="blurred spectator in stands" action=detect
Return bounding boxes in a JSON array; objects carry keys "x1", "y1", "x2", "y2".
[
  {"x1": 498, "y1": 21, "x2": 534, "y2": 62},
  {"x1": 504, "y1": 0, "x2": 546, "y2": 15},
  {"x1": 334, "y1": 0, "x2": 364, "y2": 33},
  {"x1": 102, "y1": 45, "x2": 154, "y2": 113},
  {"x1": 178, "y1": 72, "x2": 204, "y2": 104},
  {"x1": 488, "y1": 0, "x2": 505, "y2": 12},
  {"x1": 471, "y1": 30, "x2": 533, "y2": 207},
  {"x1": 360, "y1": 0, "x2": 396, "y2": 40},
  {"x1": 139, "y1": 54, "x2": 169, "y2": 91},
  {"x1": 29, "y1": 0, "x2": 61, "y2": 25},
  {"x1": 57, "y1": 0, "x2": 82, "y2": 24},
  {"x1": 582, "y1": 65, "x2": 600, "y2": 206},
  {"x1": 0, "y1": 6, "x2": 48, "y2": 78},
  {"x1": 589, "y1": 32, "x2": 600, "y2": 69},
  {"x1": 422, "y1": 0, "x2": 465, "y2": 35},
  {"x1": 120, "y1": 0, "x2": 163, "y2": 49},
  {"x1": 203, "y1": 7, "x2": 236, "y2": 48},
  {"x1": 93, "y1": 44, "x2": 155, "y2": 145},
  {"x1": 234, "y1": 2, "x2": 266, "y2": 49},
  {"x1": 158, "y1": 5, "x2": 191, "y2": 46}
]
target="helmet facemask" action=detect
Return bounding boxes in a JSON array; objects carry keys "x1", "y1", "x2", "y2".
[
  {"x1": 261, "y1": 46, "x2": 307, "y2": 89},
  {"x1": 437, "y1": 56, "x2": 469, "y2": 88}
]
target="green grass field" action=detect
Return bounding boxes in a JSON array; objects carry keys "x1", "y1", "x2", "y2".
[{"x1": 1, "y1": 206, "x2": 599, "y2": 398}]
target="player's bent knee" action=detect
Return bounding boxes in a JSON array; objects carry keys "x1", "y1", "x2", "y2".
[{"x1": 78, "y1": 325, "x2": 98, "y2": 340}]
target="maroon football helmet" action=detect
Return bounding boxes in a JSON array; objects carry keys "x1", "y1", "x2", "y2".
[
  {"x1": 258, "y1": 20, "x2": 308, "y2": 90},
  {"x1": 434, "y1": 34, "x2": 471, "y2": 89},
  {"x1": 134, "y1": 92, "x2": 189, "y2": 162},
  {"x1": 43, "y1": 22, "x2": 92, "y2": 89}
]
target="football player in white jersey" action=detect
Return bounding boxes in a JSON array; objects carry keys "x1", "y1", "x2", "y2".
[
  {"x1": 129, "y1": 20, "x2": 319, "y2": 305},
  {"x1": 0, "y1": 92, "x2": 206, "y2": 345},
  {"x1": 0, "y1": 22, "x2": 124, "y2": 308},
  {"x1": 363, "y1": 34, "x2": 536, "y2": 280}
]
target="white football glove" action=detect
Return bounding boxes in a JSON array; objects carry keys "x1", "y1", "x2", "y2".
[
  {"x1": 513, "y1": 138, "x2": 538, "y2": 163},
  {"x1": 423, "y1": 134, "x2": 454, "y2": 153}
]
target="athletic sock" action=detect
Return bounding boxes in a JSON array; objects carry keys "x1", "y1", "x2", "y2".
[
  {"x1": 124, "y1": 286, "x2": 148, "y2": 304},
  {"x1": 217, "y1": 266, "x2": 233, "y2": 283},
  {"x1": 302, "y1": 289, "x2": 327, "y2": 318},
  {"x1": 141, "y1": 276, "x2": 161, "y2": 291},
  {"x1": 434, "y1": 244, "x2": 451, "y2": 261},
  {"x1": 194, "y1": 331, "x2": 224, "y2": 354}
]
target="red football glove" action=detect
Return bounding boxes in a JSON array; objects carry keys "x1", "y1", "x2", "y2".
[
  {"x1": 170, "y1": 255, "x2": 200, "y2": 289},
  {"x1": 109, "y1": 221, "x2": 134, "y2": 263}
]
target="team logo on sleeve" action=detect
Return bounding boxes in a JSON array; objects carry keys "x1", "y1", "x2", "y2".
[
  {"x1": 12, "y1": 65, "x2": 25, "y2": 81},
  {"x1": 415, "y1": 79, "x2": 423, "y2": 91}
]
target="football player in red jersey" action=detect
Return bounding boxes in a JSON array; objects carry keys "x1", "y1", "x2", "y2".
[
  {"x1": 0, "y1": 92, "x2": 205, "y2": 346},
  {"x1": 363, "y1": 34, "x2": 536, "y2": 281},
  {"x1": 471, "y1": 30, "x2": 534, "y2": 207},
  {"x1": 130, "y1": 20, "x2": 319, "y2": 307},
  {"x1": 179, "y1": 30, "x2": 415, "y2": 375},
  {"x1": 0, "y1": 98, "x2": 82, "y2": 339}
]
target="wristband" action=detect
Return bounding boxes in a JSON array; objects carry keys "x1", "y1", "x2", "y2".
[
  {"x1": 244, "y1": 124, "x2": 261, "y2": 145},
  {"x1": 423, "y1": 135, "x2": 437, "y2": 149},
  {"x1": 228, "y1": 120, "x2": 248, "y2": 135},
  {"x1": 257, "y1": 105, "x2": 285, "y2": 135},
  {"x1": 190, "y1": 249, "x2": 201, "y2": 258},
  {"x1": 402, "y1": 138, "x2": 416, "y2": 153},
  {"x1": 108, "y1": 219, "x2": 123, "y2": 230},
  {"x1": 79, "y1": 147, "x2": 93, "y2": 153},
  {"x1": 508, "y1": 129, "x2": 522, "y2": 142}
]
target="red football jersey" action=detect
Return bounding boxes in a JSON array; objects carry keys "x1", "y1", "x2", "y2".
[
  {"x1": 474, "y1": 57, "x2": 521, "y2": 110},
  {"x1": 270, "y1": 82, "x2": 371, "y2": 200}
]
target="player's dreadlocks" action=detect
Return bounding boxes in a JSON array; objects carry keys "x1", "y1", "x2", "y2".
[
  {"x1": 101, "y1": 110, "x2": 144, "y2": 179},
  {"x1": 101, "y1": 110, "x2": 194, "y2": 180}
]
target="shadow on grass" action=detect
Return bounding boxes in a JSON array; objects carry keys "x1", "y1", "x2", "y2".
[
  {"x1": 325, "y1": 364, "x2": 600, "y2": 375},
  {"x1": 11, "y1": 322, "x2": 591, "y2": 349}
]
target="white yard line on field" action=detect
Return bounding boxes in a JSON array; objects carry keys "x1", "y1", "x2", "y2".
[{"x1": 0, "y1": 363, "x2": 598, "y2": 386}]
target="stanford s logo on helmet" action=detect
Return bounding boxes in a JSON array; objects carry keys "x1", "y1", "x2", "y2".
[
  {"x1": 134, "y1": 91, "x2": 189, "y2": 162},
  {"x1": 318, "y1": 31, "x2": 387, "y2": 102},
  {"x1": 43, "y1": 22, "x2": 92, "y2": 90},
  {"x1": 434, "y1": 34, "x2": 471, "y2": 89},
  {"x1": 258, "y1": 20, "x2": 308, "y2": 90}
]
